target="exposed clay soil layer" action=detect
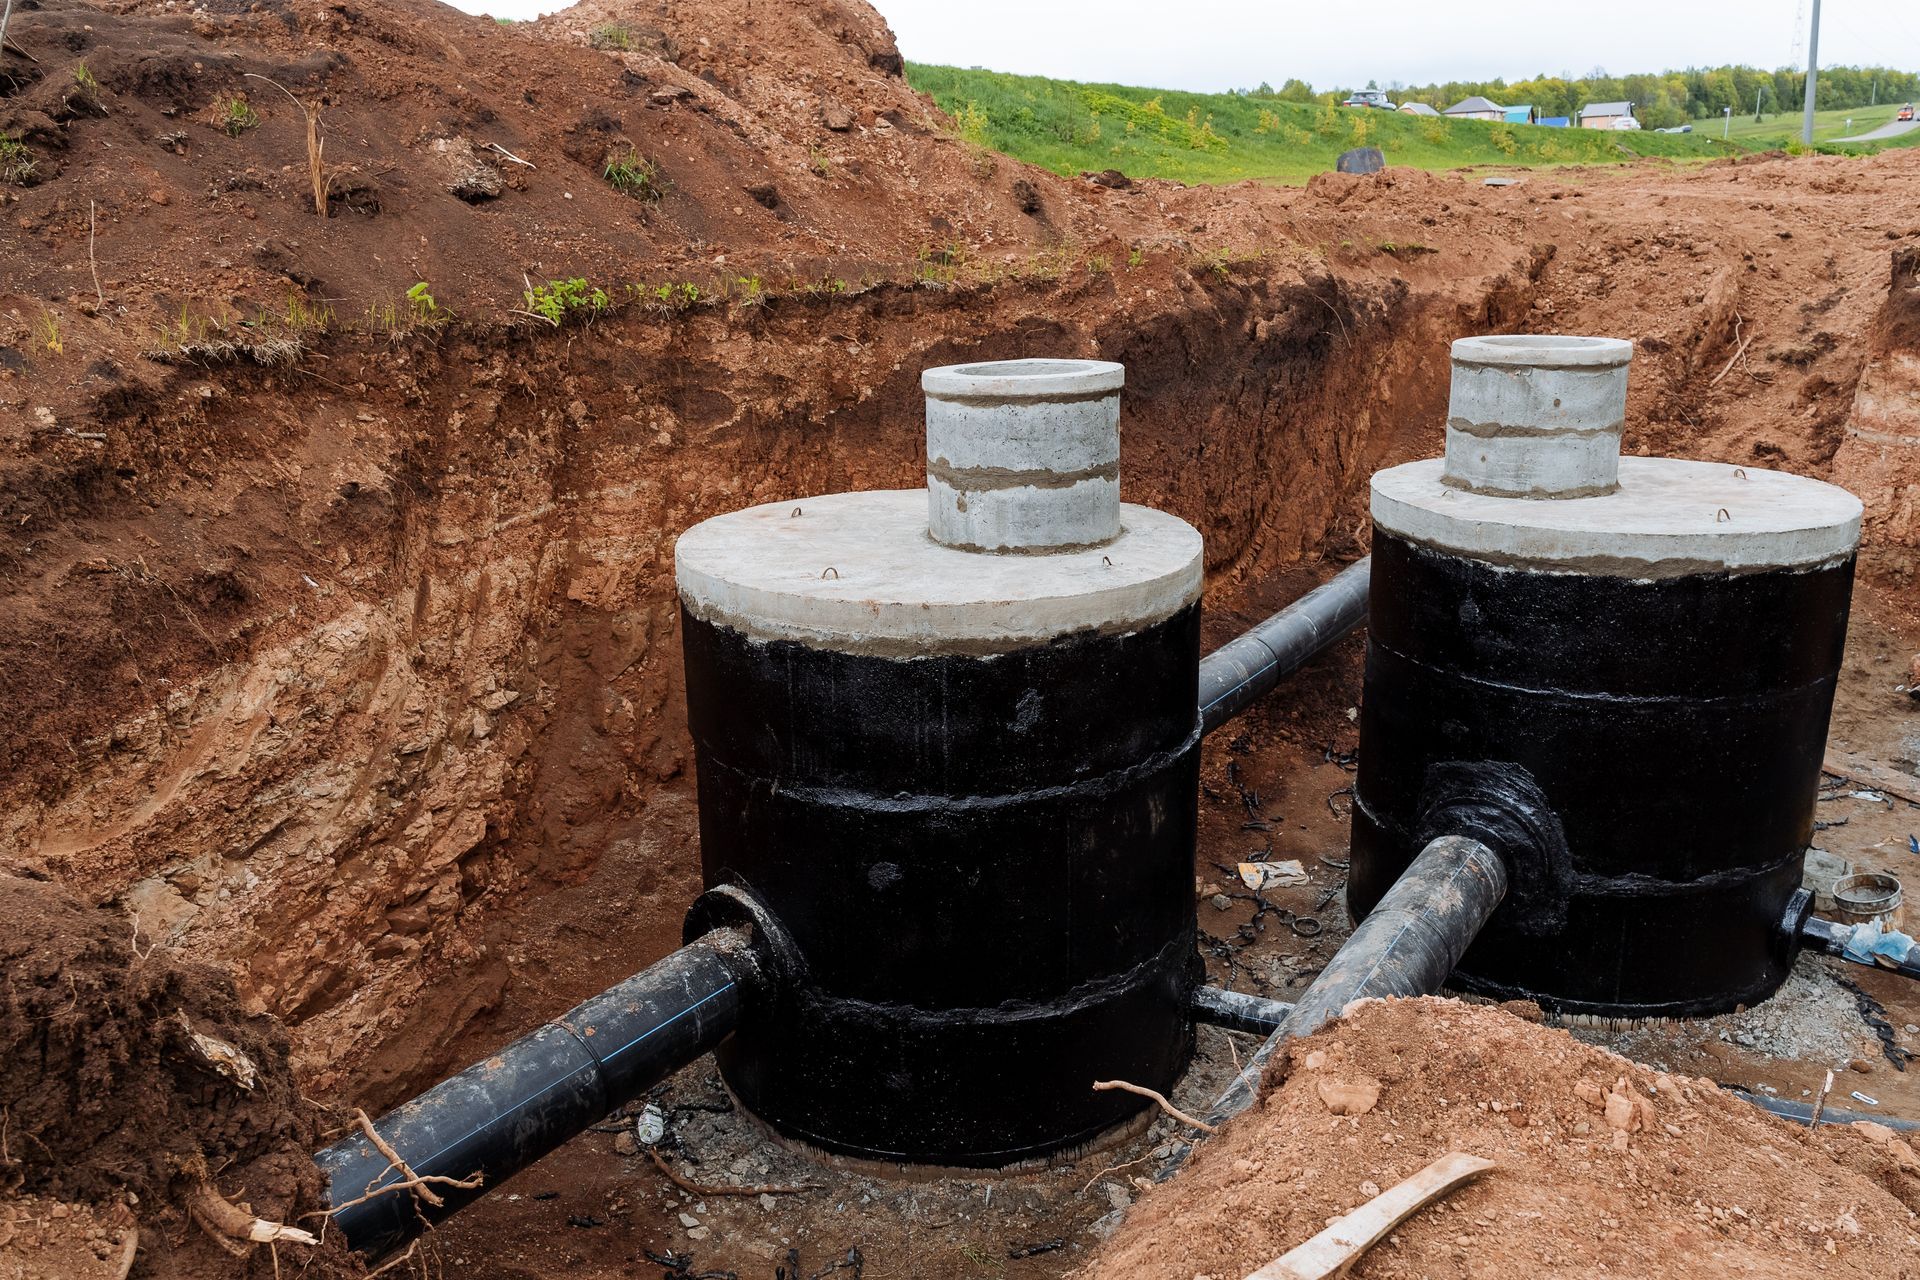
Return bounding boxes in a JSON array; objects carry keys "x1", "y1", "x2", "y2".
[{"x1": 1086, "y1": 997, "x2": 1920, "y2": 1280}]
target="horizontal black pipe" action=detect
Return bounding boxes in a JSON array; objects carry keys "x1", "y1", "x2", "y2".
[
  {"x1": 1727, "y1": 1087, "x2": 1920, "y2": 1132},
  {"x1": 316, "y1": 927, "x2": 764, "y2": 1259},
  {"x1": 1197, "y1": 557, "x2": 1370, "y2": 736},
  {"x1": 1800, "y1": 915, "x2": 1920, "y2": 982},
  {"x1": 1160, "y1": 834, "x2": 1507, "y2": 1180},
  {"x1": 1189, "y1": 985, "x2": 1292, "y2": 1037}
]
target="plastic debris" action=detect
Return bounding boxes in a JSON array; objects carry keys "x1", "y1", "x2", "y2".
[
  {"x1": 1837, "y1": 919, "x2": 1918, "y2": 969},
  {"x1": 1238, "y1": 860, "x2": 1309, "y2": 892},
  {"x1": 1851, "y1": 1091, "x2": 1880, "y2": 1106},
  {"x1": 1908, "y1": 834, "x2": 1918, "y2": 856},
  {"x1": 636, "y1": 1102, "x2": 667, "y2": 1146}
]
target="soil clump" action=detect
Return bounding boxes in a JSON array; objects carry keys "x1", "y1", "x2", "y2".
[{"x1": 1087, "y1": 996, "x2": 1920, "y2": 1279}]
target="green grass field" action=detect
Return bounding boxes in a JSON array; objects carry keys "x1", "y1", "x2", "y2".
[
  {"x1": 907, "y1": 64, "x2": 1736, "y2": 185},
  {"x1": 1714, "y1": 101, "x2": 1920, "y2": 148}
]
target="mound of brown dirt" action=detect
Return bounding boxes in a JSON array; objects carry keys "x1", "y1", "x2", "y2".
[
  {"x1": 0, "y1": 873, "x2": 361, "y2": 1278},
  {"x1": 1086, "y1": 997, "x2": 1920, "y2": 1279}
]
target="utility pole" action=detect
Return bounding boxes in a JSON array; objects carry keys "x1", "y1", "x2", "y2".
[{"x1": 1801, "y1": 0, "x2": 1822, "y2": 145}]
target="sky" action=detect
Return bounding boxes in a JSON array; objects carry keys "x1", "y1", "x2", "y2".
[{"x1": 446, "y1": 0, "x2": 1920, "y2": 94}]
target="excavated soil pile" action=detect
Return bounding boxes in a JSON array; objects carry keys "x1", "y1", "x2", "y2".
[
  {"x1": 1088, "y1": 997, "x2": 1920, "y2": 1279},
  {"x1": 0, "y1": 873, "x2": 361, "y2": 1279}
]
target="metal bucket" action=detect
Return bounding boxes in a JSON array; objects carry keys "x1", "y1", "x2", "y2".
[{"x1": 1833, "y1": 872, "x2": 1904, "y2": 931}]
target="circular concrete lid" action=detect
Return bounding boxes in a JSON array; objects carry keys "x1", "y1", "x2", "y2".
[
  {"x1": 922, "y1": 358, "x2": 1125, "y2": 401},
  {"x1": 1372, "y1": 457, "x2": 1862, "y2": 576},
  {"x1": 1451, "y1": 335, "x2": 1632, "y2": 369},
  {"x1": 676, "y1": 489, "x2": 1203, "y2": 656}
]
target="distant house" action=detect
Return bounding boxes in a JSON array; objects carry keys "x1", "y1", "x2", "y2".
[
  {"x1": 1578, "y1": 101, "x2": 1637, "y2": 130},
  {"x1": 1538, "y1": 116, "x2": 1571, "y2": 128},
  {"x1": 1399, "y1": 102, "x2": 1441, "y2": 116},
  {"x1": 1502, "y1": 105, "x2": 1539, "y2": 125},
  {"x1": 1444, "y1": 96, "x2": 1506, "y2": 121}
]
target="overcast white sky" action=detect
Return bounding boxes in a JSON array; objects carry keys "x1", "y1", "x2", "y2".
[{"x1": 449, "y1": 0, "x2": 1920, "y2": 93}]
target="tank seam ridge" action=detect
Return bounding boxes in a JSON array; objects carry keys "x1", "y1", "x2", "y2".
[
  {"x1": 1368, "y1": 638, "x2": 1839, "y2": 707},
  {"x1": 694, "y1": 724, "x2": 1203, "y2": 813}
]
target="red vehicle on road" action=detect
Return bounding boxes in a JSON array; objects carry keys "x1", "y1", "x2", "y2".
[{"x1": 1901, "y1": 104, "x2": 1915, "y2": 122}]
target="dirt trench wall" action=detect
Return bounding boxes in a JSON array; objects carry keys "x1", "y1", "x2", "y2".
[
  {"x1": 0, "y1": 254, "x2": 1528, "y2": 1105},
  {"x1": 1836, "y1": 245, "x2": 1920, "y2": 572}
]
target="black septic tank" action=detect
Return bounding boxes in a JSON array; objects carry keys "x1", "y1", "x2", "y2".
[
  {"x1": 674, "y1": 359, "x2": 1205, "y2": 1164},
  {"x1": 1350, "y1": 335, "x2": 1863, "y2": 1019}
]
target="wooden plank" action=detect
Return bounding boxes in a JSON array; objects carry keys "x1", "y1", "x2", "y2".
[
  {"x1": 1244, "y1": 1152, "x2": 1495, "y2": 1280},
  {"x1": 1823, "y1": 756, "x2": 1920, "y2": 809}
]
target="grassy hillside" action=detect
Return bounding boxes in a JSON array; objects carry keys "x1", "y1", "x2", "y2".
[{"x1": 906, "y1": 65, "x2": 1739, "y2": 184}]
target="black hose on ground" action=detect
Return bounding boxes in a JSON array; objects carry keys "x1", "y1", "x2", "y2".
[
  {"x1": 1162, "y1": 834, "x2": 1509, "y2": 1178},
  {"x1": 315, "y1": 925, "x2": 768, "y2": 1259},
  {"x1": 1725, "y1": 1087, "x2": 1920, "y2": 1132},
  {"x1": 1188, "y1": 985, "x2": 1293, "y2": 1037},
  {"x1": 1197, "y1": 557, "x2": 1370, "y2": 736}
]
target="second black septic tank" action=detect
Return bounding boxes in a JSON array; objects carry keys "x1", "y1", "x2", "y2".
[
  {"x1": 1350, "y1": 335, "x2": 1863, "y2": 1018},
  {"x1": 675, "y1": 359, "x2": 1204, "y2": 1164}
]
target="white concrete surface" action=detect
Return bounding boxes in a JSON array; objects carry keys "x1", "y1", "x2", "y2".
[
  {"x1": 1444, "y1": 335, "x2": 1631, "y2": 498},
  {"x1": 676, "y1": 490, "x2": 1203, "y2": 656},
  {"x1": 922, "y1": 358, "x2": 1124, "y2": 551},
  {"x1": 1373, "y1": 457, "x2": 1862, "y2": 576}
]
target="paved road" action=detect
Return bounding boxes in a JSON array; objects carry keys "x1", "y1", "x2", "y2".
[{"x1": 1834, "y1": 118, "x2": 1920, "y2": 142}]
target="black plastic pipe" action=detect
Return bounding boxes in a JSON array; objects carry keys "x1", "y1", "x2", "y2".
[
  {"x1": 1160, "y1": 835, "x2": 1507, "y2": 1180},
  {"x1": 1197, "y1": 557, "x2": 1370, "y2": 736},
  {"x1": 1189, "y1": 985, "x2": 1292, "y2": 1037},
  {"x1": 1726, "y1": 1087, "x2": 1920, "y2": 1132},
  {"x1": 1800, "y1": 914, "x2": 1920, "y2": 981},
  {"x1": 316, "y1": 926, "x2": 765, "y2": 1259}
]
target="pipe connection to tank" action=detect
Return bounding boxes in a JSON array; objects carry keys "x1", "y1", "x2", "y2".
[
  {"x1": 316, "y1": 889, "x2": 792, "y2": 1260},
  {"x1": 1160, "y1": 834, "x2": 1511, "y2": 1180}
]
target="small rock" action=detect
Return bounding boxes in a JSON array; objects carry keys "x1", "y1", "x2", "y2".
[
  {"x1": 821, "y1": 100, "x2": 854, "y2": 131},
  {"x1": 687, "y1": 1226, "x2": 710, "y2": 1241},
  {"x1": 149, "y1": 189, "x2": 171, "y2": 206},
  {"x1": 435, "y1": 136, "x2": 502, "y2": 203},
  {"x1": 613, "y1": 1131, "x2": 638, "y2": 1156},
  {"x1": 651, "y1": 85, "x2": 693, "y2": 105},
  {"x1": 1316, "y1": 1075, "x2": 1381, "y2": 1116},
  {"x1": 1210, "y1": 894, "x2": 1233, "y2": 911},
  {"x1": 759, "y1": 1193, "x2": 777, "y2": 1211},
  {"x1": 678, "y1": 1213, "x2": 700, "y2": 1228},
  {"x1": 1359, "y1": 1180, "x2": 1380, "y2": 1198}
]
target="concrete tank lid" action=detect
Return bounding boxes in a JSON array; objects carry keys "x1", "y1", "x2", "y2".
[
  {"x1": 675, "y1": 489, "x2": 1202, "y2": 656},
  {"x1": 1372, "y1": 456, "x2": 1862, "y2": 576},
  {"x1": 1451, "y1": 334, "x2": 1633, "y2": 369},
  {"x1": 922, "y1": 358, "x2": 1125, "y2": 400}
]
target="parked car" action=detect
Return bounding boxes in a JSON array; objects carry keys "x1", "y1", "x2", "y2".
[
  {"x1": 1342, "y1": 90, "x2": 1396, "y2": 110},
  {"x1": 1901, "y1": 104, "x2": 1915, "y2": 122},
  {"x1": 1654, "y1": 124, "x2": 1692, "y2": 133},
  {"x1": 1611, "y1": 116, "x2": 1642, "y2": 131}
]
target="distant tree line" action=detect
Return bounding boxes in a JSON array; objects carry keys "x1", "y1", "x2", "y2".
[{"x1": 1244, "y1": 66, "x2": 1920, "y2": 128}]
